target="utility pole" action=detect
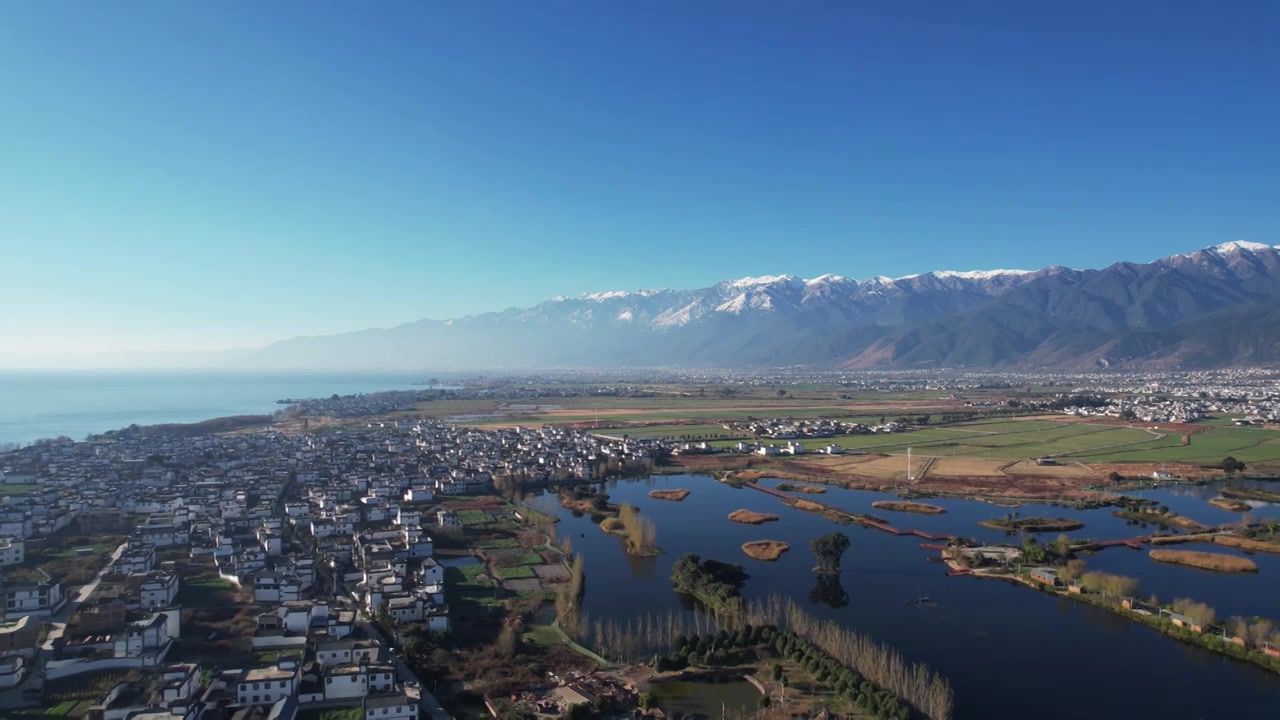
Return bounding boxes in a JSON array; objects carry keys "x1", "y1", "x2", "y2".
[{"x1": 907, "y1": 447, "x2": 913, "y2": 481}]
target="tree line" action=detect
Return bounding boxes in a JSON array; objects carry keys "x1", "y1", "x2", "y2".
[{"x1": 572, "y1": 594, "x2": 953, "y2": 720}]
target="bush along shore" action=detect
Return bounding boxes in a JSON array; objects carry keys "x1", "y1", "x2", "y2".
[{"x1": 954, "y1": 559, "x2": 1280, "y2": 677}]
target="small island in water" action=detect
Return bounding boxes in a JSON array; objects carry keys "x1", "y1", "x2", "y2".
[
  {"x1": 1210, "y1": 496, "x2": 1251, "y2": 512},
  {"x1": 980, "y1": 515, "x2": 1084, "y2": 532},
  {"x1": 776, "y1": 482, "x2": 827, "y2": 494},
  {"x1": 728, "y1": 509, "x2": 780, "y2": 525},
  {"x1": 649, "y1": 488, "x2": 691, "y2": 501},
  {"x1": 874, "y1": 500, "x2": 946, "y2": 515},
  {"x1": 1149, "y1": 549, "x2": 1258, "y2": 573},
  {"x1": 741, "y1": 540, "x2": 790, "y2": 561}
]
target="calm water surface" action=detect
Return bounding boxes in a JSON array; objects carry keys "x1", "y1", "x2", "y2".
[
  {"x1": 0, "y1": 370, "x2": 453, "y2": 444},
  {"x1": 526, "y1": 475, "x2": 1280, "y2": 719}
]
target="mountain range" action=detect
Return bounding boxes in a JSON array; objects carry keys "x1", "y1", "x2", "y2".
[{"x1": 246, "y1": 241, "x2": 1280, "y2": 371}]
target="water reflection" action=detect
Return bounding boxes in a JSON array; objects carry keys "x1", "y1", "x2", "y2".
[
  {"x1": 624, "y1": 548, "x2": 659, "y2": 578},
  {"x1": 525, "y1": 474, "x2": 1280, "y2": 718},
  {"x1": 808, "y1": 572, "x2": 850, "y2": 609}
]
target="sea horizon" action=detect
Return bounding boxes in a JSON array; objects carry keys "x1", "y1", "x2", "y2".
[{"x1": 0, "y1": 369, "x2": 462, "y2": 446}]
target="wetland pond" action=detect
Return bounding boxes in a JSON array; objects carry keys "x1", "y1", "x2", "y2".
[{"x1": 524, "y1": 474, "x2": 1280, "y2": 719}]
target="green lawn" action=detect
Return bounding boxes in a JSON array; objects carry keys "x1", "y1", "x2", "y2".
[
  {"x1": 445, "y1": 565, "x2": 501, "y2": 607},
  {"x1": 12, "y1": 699, "x2": 92, "y2": 719},
  {"x1": 456, "y1": 509, "x2": 492, "y2": 525},
  {"x1": 494, "y1": 566, "x2": 536, "y2": 580},
  {"x1": 1072, "y1": 427, "x2": 1280, "y2": 464},
  {"x1": 298, "y1": 708, "x2": 363, "y2": 720},
  {"x1": 0, "y1": 483, "x2": 44, "y2": 495},
  {"x1": 174, "y1": 577, "x2": 237, "y2": 607}
]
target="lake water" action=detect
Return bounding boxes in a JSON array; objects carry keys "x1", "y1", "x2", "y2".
[
  {"x1": 525, "y1": 475, "x2": 1280, "y2": 719},
  {"x1": 0, "y1": 370, "x2": 453, "y2": 445}
]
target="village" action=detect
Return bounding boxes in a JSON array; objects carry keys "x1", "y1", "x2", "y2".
[{"x1": 0, "y1": 420, "x2": 668, "y2": 720}]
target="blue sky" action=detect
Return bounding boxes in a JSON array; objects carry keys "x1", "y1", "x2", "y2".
[{"x1": 1, "y1": 1, "x2": 1276, "y2": 356}]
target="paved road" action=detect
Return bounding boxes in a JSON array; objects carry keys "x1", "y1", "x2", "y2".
[
  {"x1": 42, "y1": 542, "x2": 128, "y2": 651},
  {"x1": 355, "y1": 618, "x2": 452, "y2": 720}
]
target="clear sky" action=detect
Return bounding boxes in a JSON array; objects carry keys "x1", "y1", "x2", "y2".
[{"x1": 1, "y1": 1, "x2": 1276, "y2": 357}]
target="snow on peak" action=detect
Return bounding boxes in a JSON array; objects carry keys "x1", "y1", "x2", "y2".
[
  {"x1": 930, "y1": 269, "x2": 1033, "y2": 280},
  {"x1": 1213, "y1": 240, "x2": 1276, "y2": 254},
  {"x1": 805, "y1": 274, "x2": 848, "y2": 285},
  {"x1": 730, "y1": 275, "x2": 799, "y2": 287},
  {"x1": 716, "y1": 292, "x2": 774, "y2": 314},
  {"x1": 580, "y1": 290, "x2": 629, "y2": 301},
  {"x1": 616, "y1": 309, "x2": 634, "y2": 321}
]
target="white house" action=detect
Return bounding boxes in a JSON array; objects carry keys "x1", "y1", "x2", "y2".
[
  {"x1": 0, "y1": 537, "x2": 24, "y2": 567},
  {"x1": 323, "y1": 664, "x2": 368, "y2": 699},
  {"x1": 403, "y1": 486, "x2": 433, "y2": 503},
  {"x1": 3, "y1": 579, "x2": 64, "y2": 620},
  {"x1": 236, "y1": 665, "x2": 297, "y2": 707},
  {"x1": 0, "y1": 654, "x2": 27, "y2": 688},
  {"x1": 363, "y1": 691, "x2": 419, "y2": 720},
  {"x1": 253, "y1": 572, "x2": 302, "y2": 603},
  {"x1": 391, "y1": 506, "x2": 421, "y2": 527},
  {"x1": 111, "y1": 612, "x2": 172, "y2": 658},
  {"x1": 138, "y1": 572, "x2": 179, "y2": 609}
]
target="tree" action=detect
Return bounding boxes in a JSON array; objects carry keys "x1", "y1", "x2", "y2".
[
  {"x1": 1222, "y1": 456, "x2": 1246, "y2": 474},
  {"x1": 810, "y1": 532, "x2": 851, "y2": 573},
  {"x1": 771, "y1": 663, "x2": 783, "y2": 681},
  {"x1": 1172, "y1": 598, "x2": 1216, "y2": 627},
  {"x1": 1059, "y1": 558, "x2": 1086, "y2": 583},
  {"x1": 1108, "y1": 471, "x2": 1123, "y2": 484},
  {"x1": 496, "y1": 626, "x2": 518, "y2": 659}
]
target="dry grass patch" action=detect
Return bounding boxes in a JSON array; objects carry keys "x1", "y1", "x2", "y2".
[
  {"x1": 1210, "y1": 497, "x2": 1251, "y2": 512},
  {"x1": 728, "y1": 509, "x2": 779, "y2": 525},
  {"x1": 872, "y1": 500, "x2": 946, "y2": 515},
  {"x1": 648, "y1": 489, "x2": 690, "y2": 501},
  {"x1": 1149, "y1": 549, "x2": 1258, "y2": 573},
  {"x1": 775, "y1": 482, "x2": 826, "y2": 494},
  {"x1": 741, "y1": 540, "x2": 790, "y2": 561},
  {"x1": 1002, "y1": 460, "x2": 1098, "y2": 478},
  {"x1": 927, "y1": 457, "x2": 1011, "y2": 476},
  {"x1": 1153, "y1": 533, "x2": 1280, "y2": 554}
]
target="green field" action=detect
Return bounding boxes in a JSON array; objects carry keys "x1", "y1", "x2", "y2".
[
  {"x1": 455, "y1": 509, "x2": 492, "y2": 525},
  {"x1": 174, "y1": 577, "x2": 238, "y2": 607},
  {"x1": 494, "y1": 566, "x2": 536, "y2": 580},
  {"x1": 685, "y1": 417, "x2": 1254, "y2": 462},
  {"x1": 298, "y1": 708, "x2": 363, "y2": 720},
  {"x1": 445, "y1": 565, "x2": 500, "y2": 607},
  {"x1": 1071, "y1": 426, "x2": 1280, "y2": 464},
  {"x1": 0, "y1": 483, "x2": 44, "y2": 495}
]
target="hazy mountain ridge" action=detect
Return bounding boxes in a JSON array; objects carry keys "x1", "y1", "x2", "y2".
[{"x1": 246, "y1": 242, "x2": 1280, "y2": 370}]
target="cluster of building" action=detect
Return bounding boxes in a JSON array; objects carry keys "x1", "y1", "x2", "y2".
[
  {"x1": 0, "y1": 418, "x2": 669, "y2": 718},
  {"x1": 723, "y1": 417, "x2": 898, "y2": 439}
]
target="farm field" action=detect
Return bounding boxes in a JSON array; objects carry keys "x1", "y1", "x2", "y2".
[
  {"x1": 717, "y1": 421, "x2": 1156, "y2": 461},
  {"x1": 1071, "y1": 426, "x2": 1280, "y2": 464},
  {"x1": 1001, "y1": 459, "x2": 1098, "y2": 478}
]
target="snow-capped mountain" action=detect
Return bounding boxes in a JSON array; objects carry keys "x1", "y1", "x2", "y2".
[{"x1": 244, "y1": 242, "x2": 1280, "y2": 370}]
